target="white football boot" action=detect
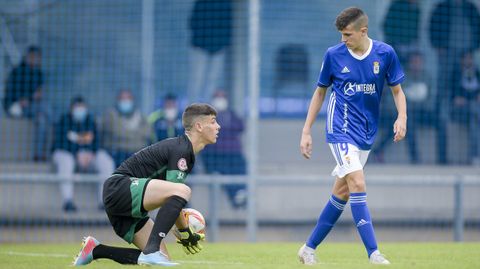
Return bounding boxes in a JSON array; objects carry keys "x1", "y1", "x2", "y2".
[
  {"x1": 298, "y1": 244, "x2": 318, "y2": 265},
  {"x1": 369, "y1": 250, "x2": 391, "y2": 265}
]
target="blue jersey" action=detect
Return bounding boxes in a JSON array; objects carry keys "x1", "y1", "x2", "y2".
[{"x1": 317, "y1": 39, "x2": 404, "y2": 150}]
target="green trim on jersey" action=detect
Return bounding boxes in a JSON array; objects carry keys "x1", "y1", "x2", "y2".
[
  {"x1": 148, "y1": 165, "x2": 167, "y2": 179},
  {"x1": 166, "y1": 170, "x2": 188, "y2": 183},
  {"x1": 129, "y1": 177, "x2": 149, "y2": 218}
]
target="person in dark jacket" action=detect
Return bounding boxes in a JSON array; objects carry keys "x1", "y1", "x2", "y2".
[
  {"x1": 3, "y1": 46, "x2": 52, "y2": 161},
  {"x1": 202, "y1": 90, "x2": 247, "y2": 209},
  {"x1": 451, "y1": 51, "x2": 480, "y2": 164},
  {"x1": 52, "y1": 96, "x2": 114, "y2": 212},
  {"x1": 429, "y1": 0, "x2": 480, "y2": 164},
  {"x1": 383, "y1": 0, "x2": 421, "y2": 64},
  {"x1": 188, "y1": 0, "x2": 232, "y2": 103}
]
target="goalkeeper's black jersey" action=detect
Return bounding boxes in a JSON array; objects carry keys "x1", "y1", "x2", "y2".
[{"x1": 114, "y1": 134, "x2": 195, "y2": 183}]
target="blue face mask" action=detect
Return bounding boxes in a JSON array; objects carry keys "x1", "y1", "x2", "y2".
[
  {"x1": 72, "y1": 107, "x2": 87, "y2": 122},
  {"x1": 118, "y1": 100, "x2": 134, "y2": 114}
]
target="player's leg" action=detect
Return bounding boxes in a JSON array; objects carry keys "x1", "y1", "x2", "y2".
[
  {"x1": 305, "y1": 178, "x2": 349, "y2": 248},
  {"x1": 139, "y1": 179, "x2": 190, "y2": 263},
  {"x1": 299, "y1": 178, "x2": 349, "y2": 265},
  {"x1": 299, "y1": 143, "x2": 353, "y2": 265},
  {"x1": 77, "y1": 219, "x2": 171, "y2": 266},
  {"x1": 132, "y1": 219, "x2": 170, "y2": 257},
  {"x1": 342, "y1": 148, "x2": 389, "y2": 264}
]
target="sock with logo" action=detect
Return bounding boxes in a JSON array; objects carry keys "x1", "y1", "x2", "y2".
[
  {"x1": 306, "y1": 195, "x2": 347, "y2": 249},
  {"x1": 350, "y1": 192, "x2": 378, "y2": 257},
  {"x1": 143, "y1": 195, "x2": 187, "y2": 254}
]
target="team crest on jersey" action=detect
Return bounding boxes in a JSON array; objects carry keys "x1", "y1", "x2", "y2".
[
  {"x1": 373, "y1": 61, "x2": 380, "y2": 74},
  {"x1": 177, "y1": 158, "x2": 188, "y2": 171}
]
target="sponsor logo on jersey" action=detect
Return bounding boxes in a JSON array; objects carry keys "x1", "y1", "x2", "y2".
[
  {"x1": 373, "y1": 61, "x2": 380, "y2": 74},
  {"x1": 341, "y1": 66, "x2": 350, "y2": 73},
  {"x1": 343, "y1": 82, "x2": 376, "y2": 96},
  {"x1": 177, "y1": 158, "x2": 188, "y2": 171}
]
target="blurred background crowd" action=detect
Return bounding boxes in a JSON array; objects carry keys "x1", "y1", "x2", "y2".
[{"x1": 0, "y1": 0, "x2": 479, "y2": 243}]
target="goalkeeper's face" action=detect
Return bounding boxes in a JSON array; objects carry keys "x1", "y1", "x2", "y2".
[{"x1": 197, "y1": 115, "x2": 221, "y2": 144}]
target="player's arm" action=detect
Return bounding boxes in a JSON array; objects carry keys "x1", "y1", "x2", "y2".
[
  {"x1": 301, "y1": 86, "x2": 328, "y2": 159},
  {"x1": 390, "y1": 84, "x2": 407, "y2": 142},
  {"x1": 175, "y1": 209, "x2": 188, "y2": 230},
  {"x1": 175, "y1": 209, "x2": 205, "y2": 254}
]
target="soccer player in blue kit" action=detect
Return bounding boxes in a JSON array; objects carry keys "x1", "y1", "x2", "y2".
[{"x1": 298, "y1": 7, "x2": 407, "y2": 265}]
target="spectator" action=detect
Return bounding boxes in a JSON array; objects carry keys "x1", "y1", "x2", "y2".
[
  {"x1": 202, "y1": 90, "x2": 247, "y2": 209},
  {"x1": 383, "y1": 0, "x2": 421, "y2": 64},
  {"x1": 188, "y1": 0, "x2": 232, "y2": 102},
  {"x1": 148, "y1": 94, "x2": 183, "y2": 141},
  {"x1": 52, "y1": 96, "x2": 114, "y2": 212},
  {"x1": 101, "y1": 89, "x2": 152, "y2": 167},
  {"x1": 3, "y1": 46, "x2": 52, "y2": 161},
  {"x1": 451, "y1": 51, "x2": 480, "y2": 164},
  {"x1": 429, "y1": 0, "x2": 480, "y2": 164},
  {"x1": 374, "y1": 51, "x2": 435, "y2": 164}
]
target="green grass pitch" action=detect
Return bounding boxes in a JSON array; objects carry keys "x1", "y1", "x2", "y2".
[{"x1": 0, "y1": 242, "x2": 479, "y2": 269}]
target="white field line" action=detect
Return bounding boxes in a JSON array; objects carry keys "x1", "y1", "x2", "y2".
[
  {"x1": 1, "y1": 251, "x2": 71, "y2": 258},
  {"x1": 1, "y1": 251, "x2": 245, "y2": 265}
]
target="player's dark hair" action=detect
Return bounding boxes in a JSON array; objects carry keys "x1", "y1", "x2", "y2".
[
  {"x1": 182, "y1": 103, "x2": 217, "y2": 131},
  {"x1": 335, "y1": 7, "x2": 368, "y2": 31}
]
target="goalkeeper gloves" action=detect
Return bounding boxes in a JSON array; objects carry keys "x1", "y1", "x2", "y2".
[{"x1": 176, "y1": 227, "x2": 205, "y2": 255}]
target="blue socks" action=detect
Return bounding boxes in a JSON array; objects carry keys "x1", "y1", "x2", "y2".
[
  {"x1": 350, "y1": 192, "x2": 378, "y2": 257},
  {"x1": 306, "y1": 195, "x2": 346, "y2": 249},
  {"x1": 306, "y1": 192, "x2": 379, "y2": 258}
]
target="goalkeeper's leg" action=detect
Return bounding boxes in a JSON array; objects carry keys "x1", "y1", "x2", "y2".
[{"x1": 73, "y1": 220, "x2": 171, "y2": 266}]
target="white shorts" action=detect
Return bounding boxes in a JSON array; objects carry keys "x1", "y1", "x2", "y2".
[{"x1": 328, "y1": 143, "x2": 370, "y2": 178}]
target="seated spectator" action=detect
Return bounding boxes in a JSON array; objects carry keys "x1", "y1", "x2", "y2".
[
  {"x1": 451, "y1": 51, "x2": 480, "y2": 164},
  {"x1": 148, "y1": 93, "x2": 183, "y2": 141},
  {"x1": 3, "y1": 46, "x2": 52, "y2": 161},
  {"x1": 52, "y1": 96, "x2": 114, "y2": 212},
  {"x1": 101, "y1": 89, "x2": 152, "y2": 166},
  {"x1": 202, "y1": 90, "x2": 247, "y2": 209},
  {"x1": 403, "y1": 51, "x2": 436, "y2": 164}
]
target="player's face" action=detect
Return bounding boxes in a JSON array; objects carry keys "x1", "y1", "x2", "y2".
[
  {"x1": 201, "y1": 115, "x2": 221, "y2": 144},
  {"x1": 340, "y1": 24, "x2": 366, "y2": 50}
]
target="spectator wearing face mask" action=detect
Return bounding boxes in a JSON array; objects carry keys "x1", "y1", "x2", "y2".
[
  {"x1": 148, "y1": 93, "x2": 184, "y2": 141},
  {"x1": 101, "y1": 90, "x2": 152, "y2": 166},
  {"x1": 202, "y1": 90, "x2": 248, "y2": 209},
  {"x1": 52, "y1": 96, "x2": 115, "y2": 212}
]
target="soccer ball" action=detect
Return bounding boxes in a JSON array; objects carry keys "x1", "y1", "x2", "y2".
[{"x1": 172, "y1": 208, "x2": 206, "y2": 239}]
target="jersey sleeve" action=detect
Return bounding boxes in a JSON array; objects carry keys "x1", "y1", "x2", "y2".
[
  {"x1": 317, "y1": 50, "x2": 333, "y2": 88},
  {"x1": 386, "y1": 48, "x2": 405, "y2": 86},
  {"x1": 165, "y1": 145, "x2": 191, "y2": 183}
]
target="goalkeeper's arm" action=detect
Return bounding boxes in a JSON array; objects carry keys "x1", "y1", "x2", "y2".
[{"x1": 175, "y1": 210, "x2": 205, "y2": 255}]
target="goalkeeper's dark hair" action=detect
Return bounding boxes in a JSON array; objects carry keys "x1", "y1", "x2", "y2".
[
  {"x1": 182, "y1": 103, "x2": 217, "y2": 131},
  {"x1": 335, "y1": 7, "x2": 368, "y2": 31}
]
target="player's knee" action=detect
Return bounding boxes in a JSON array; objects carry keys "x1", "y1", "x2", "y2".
[
  {"x1": 172, "y1": 184, "x2": 191, "y2": 200},
  {"x1": 348, "y1": 180, "x2": 366, "y2": 192}
]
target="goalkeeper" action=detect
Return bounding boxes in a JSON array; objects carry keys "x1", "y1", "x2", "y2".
[{"x1": 73, "y1": 103, "x2": 221, "y2": 266}]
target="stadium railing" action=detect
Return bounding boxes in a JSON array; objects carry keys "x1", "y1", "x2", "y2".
[{"x1": 1, "y1": 169, "x2": 479, "y2": 242}]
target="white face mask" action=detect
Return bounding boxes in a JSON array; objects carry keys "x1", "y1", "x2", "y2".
[
  {"x1": 118, "y1": 100, "x2": 134, "y2": 114},
  {"x1": 164, "y1": 108, "x2": 178, "y2": 121},
  {"x1": 72, "y1": 106, "x2": 87, "y2": 122},
  {"x1": 212, "y1": 97, "x2": 228, "y2": 111}
]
